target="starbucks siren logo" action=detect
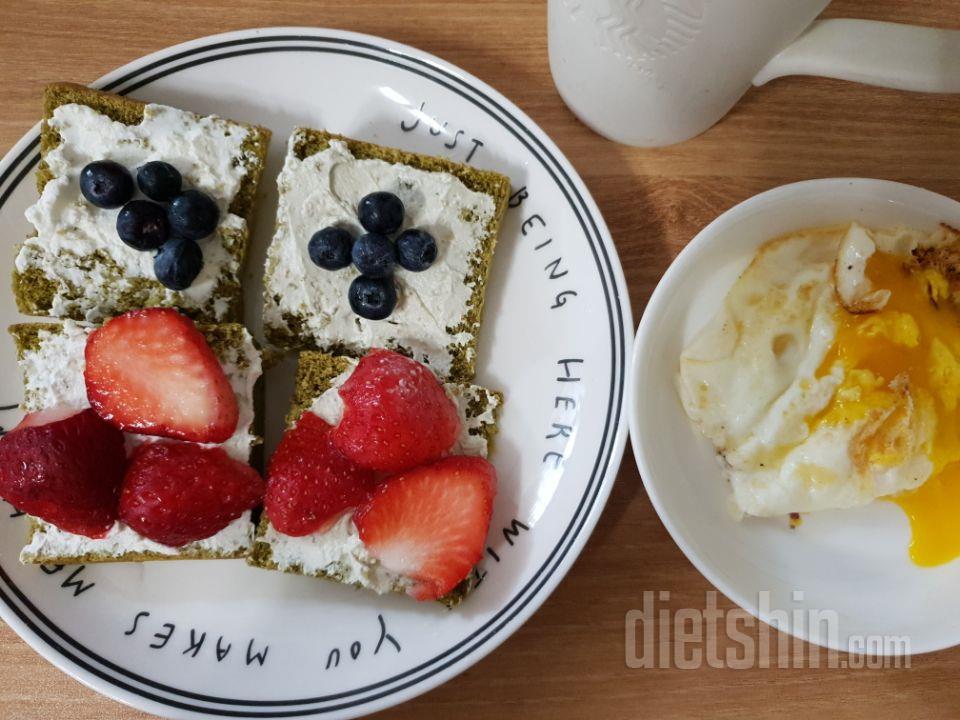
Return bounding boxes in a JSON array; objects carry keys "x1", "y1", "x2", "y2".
[{"x1": 568, "y1": 0, "x2": 706, "y2": 79}]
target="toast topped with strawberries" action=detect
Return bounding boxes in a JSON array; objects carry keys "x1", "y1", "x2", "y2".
[
  {"x1": 249, "y1": 349, "x2": 502, "y2": 606},
  {"x1": 5, "y1": 309, "x2": 264, "y2": 564}
]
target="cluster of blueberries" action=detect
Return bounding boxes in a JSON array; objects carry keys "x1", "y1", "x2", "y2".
[
  {"x1": 79, "y1": 159, "x2": 220, "y2": 291},
  {"x1": 309, "y1": 191, "x2": 438, "y2": 320}
]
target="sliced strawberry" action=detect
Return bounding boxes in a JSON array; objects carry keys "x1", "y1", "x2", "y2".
[
  {"x1": 12, "y1": 406, "x2": 82, "y2": 431},
  {"x1": 332, "y1": 349, "x2": 460, "y2": 473},
  {"x1": 0, "y1": 408, "x2": 125, "y2": 537},
  {"x1": 84, "y1": 308, "x2": 238, "y2": 443},
  {"x1": 119, "y1": 442, "x2": 264, "y2": 547},
  {"x1": 265, "y1": 412, "x2": 377, "y2": 536},
  {"x1": 355, "y1": 456, "x2": 497, "y2": 601}
]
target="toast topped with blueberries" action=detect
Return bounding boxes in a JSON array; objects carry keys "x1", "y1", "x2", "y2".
[
  {"x1": 13, "y1": 83, "x2": 270, "y2": 324},
  {"x1": 262, "y1": 128, "x2": 510, "y2": 383}
]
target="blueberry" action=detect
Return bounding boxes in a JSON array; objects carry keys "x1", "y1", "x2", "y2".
[
  {"x1": 79, "y1": 160, "x2": 134, "y2": 208},
  {"x1": 116, "y1": 200, "x2": 169, "y2": 251},
  {"x1": 348, "y1": 276, "x2": 397, "y2": 320},
  {"x1": 308, "y1": 227, "x2": 353, "y2": 270},
  {"x1": 154, "y1": 237, "x2": 203, "y2": 290},
  {"x1": 167, "y1": 189, "x2": 220, "y2": 241},
  {"x1": 357, "y1": 192, "x2": 404, "y2": 234},
  {"x1": 396, "y1": 229, "x2": 438, "y2": 271},
  {"x1": 351, "y1": 233, "x2": 396, "y2": 278},
  {"x1": 137, "y1": 161, "x2": 182, "y2": 202}
]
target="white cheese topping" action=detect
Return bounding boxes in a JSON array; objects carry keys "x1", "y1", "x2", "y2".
[
  {"x1": 262, "y1": 359, "x2": 499, "y2": 592},
  {"x1": 20, "y1": 511, "x2": 254, "y2": 562},
  {"x1": 261, "y1": 511, "x2": 407, "y2": 593},
  {"x1": 17, "y1": 102, "x2": 253, "y2": 322},
  {"x1": 16, "y1": 321, "x2": 261, "y2": 561},
  {"x1": 263, "y1": 137, "x2": 496, "y2": 377}
]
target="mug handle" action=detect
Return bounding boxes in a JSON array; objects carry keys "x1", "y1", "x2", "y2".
[{"x1": 753, "y1": 19, "x2": 960, "y2": 92}]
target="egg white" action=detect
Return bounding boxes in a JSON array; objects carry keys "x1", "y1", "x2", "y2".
[{"x1": 679, "y1": 224, "x2": 935, "y2": 518}]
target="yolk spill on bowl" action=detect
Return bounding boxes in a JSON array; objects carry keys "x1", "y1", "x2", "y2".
[{"x1": 815, "y1": 252, "x2": 960, "y2": 566}]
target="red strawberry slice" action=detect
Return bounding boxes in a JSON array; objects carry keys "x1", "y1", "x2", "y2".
[
  {"x1": 119, "y1": 441, "x2": 264, "y2": 547},
  {"x1": 265, "y1": 412, "x2": 377, "y2": 536},
  {"x1": 354, "y1": 456, "x2": 497, "y2": 600},
  {"x1": 84, "y1": 308, "x2": 238, "y2": 443},
  {"x1": 12, "y1": 406, "x2": 81, "y2": 431},
  {"x1": 0, "y1": 408, "x2": 125, "y2": 537},
  {"x1": 332, "y1": 349, "x2": 460, "y2": 473}
]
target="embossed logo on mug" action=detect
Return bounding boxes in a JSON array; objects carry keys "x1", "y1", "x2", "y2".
[{"x1": 566, "y1": 0, "x2": 706, "y2": 79}]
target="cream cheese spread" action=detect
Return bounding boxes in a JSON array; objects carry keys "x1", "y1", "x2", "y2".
[{"x1": 20, "y1": 511, "x2": 254, "y2": 562}]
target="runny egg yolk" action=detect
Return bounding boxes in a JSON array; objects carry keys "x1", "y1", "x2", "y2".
[{"x1": 816, "y1": 252, "x2": 960, "y2": 566}]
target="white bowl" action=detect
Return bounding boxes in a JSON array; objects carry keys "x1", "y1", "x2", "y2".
[{"x1": 630, "y1": 178, "x2": 960, "y2": 655}]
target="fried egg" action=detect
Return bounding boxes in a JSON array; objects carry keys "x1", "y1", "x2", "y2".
[{"x1": 679, "y1": 221, "x2": 960, "y2": 566}]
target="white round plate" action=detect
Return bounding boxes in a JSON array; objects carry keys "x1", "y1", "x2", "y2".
[
  {"x1": 0, "y1": 28, "x2": 631, "y2": 718},
  {"x1": 631, "y1": 178, "x2": 960, "y2": 656}
]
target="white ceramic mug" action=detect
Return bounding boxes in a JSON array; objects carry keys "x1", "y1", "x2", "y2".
[{"x1": 548, "y1": 0, "x2": 960, "y2": 147}]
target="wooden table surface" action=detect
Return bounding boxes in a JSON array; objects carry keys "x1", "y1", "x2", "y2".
[{"x1": 3, "y1": 0, "x2": 960, "y2": 718}]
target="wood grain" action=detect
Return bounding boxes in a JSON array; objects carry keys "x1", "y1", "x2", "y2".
[{"x1": 3, "y1": 0, "x2": 960, "y2": 718}]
